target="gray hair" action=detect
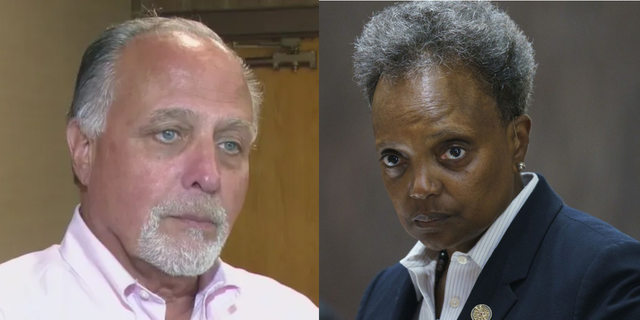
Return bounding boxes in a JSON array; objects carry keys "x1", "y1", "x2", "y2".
[
  {"x1": 68, "y1": 16, "x2": 262, "y2": 139},
  {"x1": 353, "y1": 1, "x2": 537, "y2": 122}
]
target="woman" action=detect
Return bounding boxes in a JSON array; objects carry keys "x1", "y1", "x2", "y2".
[{"x1": 352, "y1": 2, "x2": 640, "y2": 320}]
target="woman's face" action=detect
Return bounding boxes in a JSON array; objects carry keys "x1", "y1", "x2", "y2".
[{"x1": 371, "y1": 67, "x2": 527, "y2": 254}]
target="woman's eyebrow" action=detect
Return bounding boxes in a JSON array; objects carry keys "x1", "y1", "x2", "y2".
[{"x1": 426, "y1": 128, "x2": 474, "y2": 140}]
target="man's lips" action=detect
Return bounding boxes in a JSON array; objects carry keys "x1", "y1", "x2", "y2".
[
  {"x1": 168, "y1": 214, "x2": 216, "y2": 228},
  {"x1": 174, "y1": 214, "x2": 213, "y2": 223}
]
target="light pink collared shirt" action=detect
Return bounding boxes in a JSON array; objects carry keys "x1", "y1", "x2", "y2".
[{"x1": 0, "y1": 207, "x2": 318, "y2": 320}]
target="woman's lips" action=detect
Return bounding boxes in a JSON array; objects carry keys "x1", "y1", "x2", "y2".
[{"x1": 412, "y1": 213, "x2": 450, "y2": 229}]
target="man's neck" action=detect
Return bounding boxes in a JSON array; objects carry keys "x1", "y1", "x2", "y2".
[
  {"x1": 125, "y1": 256, "x2": 199, "y2": 319},
  {"x1": 129, "y1": 257, "x2": 200, "y2": 302}
]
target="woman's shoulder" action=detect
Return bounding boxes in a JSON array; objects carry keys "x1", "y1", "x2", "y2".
[{"x1": 554, "y1": 204, "x2": 638, "y2": 246}]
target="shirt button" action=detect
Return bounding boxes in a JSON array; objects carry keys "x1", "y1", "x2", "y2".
[
  {"x1": 457, "y1": 256, "x2": 468, "y2": 265},
  {"x1": 450, "y1": 297, "x2": 460, "y2": 308},
  {"x1": 139, "y1": 290, "x2": 150, "y2": 300}
]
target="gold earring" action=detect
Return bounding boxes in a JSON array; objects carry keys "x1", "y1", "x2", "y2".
[{"x1": 516, "y1": 162, "x2": 526, "y2": 172}]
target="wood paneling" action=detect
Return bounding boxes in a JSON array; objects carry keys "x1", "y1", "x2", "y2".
[{"x1": 222, "y1": 39, "x2": 319, "y2": 305}]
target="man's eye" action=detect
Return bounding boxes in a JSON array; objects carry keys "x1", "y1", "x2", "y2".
[
  {"x1": 441, "y1": 147, "x2": 466, "y2": 160},
  {"x1": 155, "y1": 130, "x2": 179, "y2": 143},
  {"x1": 381, "y1": 154, "x2": 404, "y2": 167},
  {"x1": 220, "y1": 141, "x2": 241, "y2": 154}
]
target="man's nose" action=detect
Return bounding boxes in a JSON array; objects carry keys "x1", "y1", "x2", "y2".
[{"x1": 181, "y1": 143, "x2": 221, "y2": 194}]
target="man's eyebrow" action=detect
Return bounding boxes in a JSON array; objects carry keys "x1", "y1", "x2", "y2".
[
  {"x1": 147, "y1": 107, "x2": 199, "y2": 123},
  {"x1": 216, "y1": 117, "x2": 257, "y2": 142},
  {"x1": 217, "y1": 118, "x2": 253, "y2": 131}
]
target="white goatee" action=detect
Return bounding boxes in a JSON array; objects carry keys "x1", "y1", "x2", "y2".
[{"x1": 137, "y1": 195, "x2": 229, "y2": 277}]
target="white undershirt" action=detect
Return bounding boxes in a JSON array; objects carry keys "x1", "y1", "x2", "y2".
[{"x1": 401, "y1": 173, "x2": 539, "y2": 320}]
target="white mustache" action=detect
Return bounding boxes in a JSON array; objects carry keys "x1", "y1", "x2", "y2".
[{"x1": 151, "y1": 196, "x2": 227, "y2": 225}]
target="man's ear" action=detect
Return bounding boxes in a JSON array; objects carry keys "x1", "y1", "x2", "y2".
[
  {"x1": 67, "y1": 120, "x2": 94, "y2": 186},
  {"x1": 511, "y1": 114, "x2": 532, "y2": 166}
]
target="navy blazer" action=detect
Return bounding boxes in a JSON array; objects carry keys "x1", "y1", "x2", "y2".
[{"x1": 356, "y1": 175, "x2": 640, "y2": 320}]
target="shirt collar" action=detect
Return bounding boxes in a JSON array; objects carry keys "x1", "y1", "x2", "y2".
[
  {"x1": 198, "y1": 259, "x2": 242, "y2": 296},
  {"x1": 59, "y1": 205, "x2": 136, "y2": 304},
  {"x1": 467, "y1": 172, "x2": 538, "y2": 268},
  {"x1": 59, "y1": 205, "x2": 242, "y2": 302},
  {"x1": 400, "y1": 172, "x2": 539, "y2": 270},
  {"x1": 400, "y1": 242, "x2": 439, "y2": 269}
]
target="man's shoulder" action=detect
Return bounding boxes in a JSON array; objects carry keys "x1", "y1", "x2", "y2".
[
  {"x1": 223, "y1": 262, "x2": 317, "y2": 302},
  {"x1": 0, "y1": 245, "x2": 64, "y2": 279},
  {"x1": 0, "y1": 245, "x2": 73, "y2": 301},
  {"x1": 0, "y1": 244, "x2": 112, "y2": 320},
  {"x1": 221, "y1": 262, "x2": 318, "y2": 318}
]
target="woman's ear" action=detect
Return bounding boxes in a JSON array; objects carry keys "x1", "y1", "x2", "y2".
[{"x1": 511, "y1": 114, "x2": 532, "y2": 165}]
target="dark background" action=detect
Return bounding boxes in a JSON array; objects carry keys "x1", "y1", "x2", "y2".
[{"x1": 319, "y1": 2, "x2": 640, "y2": 319}]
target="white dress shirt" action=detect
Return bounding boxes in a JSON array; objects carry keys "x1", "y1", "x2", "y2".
[
  {"x1": 401, "y1": 173, "x2": 538, "y2": 320},
  {"x1": 0, "y1": 207, "x2": 318, "y2": 320}
]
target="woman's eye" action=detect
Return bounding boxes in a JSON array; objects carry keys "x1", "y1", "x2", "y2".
[
  {"x1": 156, "y1": 130, "x2": 179, "y2": 143},
  {"x1": 381, "y1": 154, "x2": 403, "y2": 167},
  {"x1": 442, "y1": 146, "x2": 466, "y2": 160},
  {"x1": 220, "y1": 141, "x2": 241, "y2": 154}
]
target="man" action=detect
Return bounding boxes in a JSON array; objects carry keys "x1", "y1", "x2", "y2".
[
  {"x1": 0, "y1": 17, "x2": 317, "y2": 320},
  {"x1": 352, "y1": 2, "x2": 640, "y2": 320}
]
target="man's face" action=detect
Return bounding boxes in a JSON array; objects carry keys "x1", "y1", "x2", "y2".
[
  {"x1": 86, "y1": 32, "x2": 254, "y2": 276},
  {"x1": 371, "y1": 67, "x2": 520, "y2": 254}
]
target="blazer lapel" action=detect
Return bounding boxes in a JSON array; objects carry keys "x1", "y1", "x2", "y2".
[
  {"x1": 458, "y1": 175, "x2": 564, "y2": 320},
  {"x1": 458, "y1": 265, "x2": 517, "y2": 320},
  {"x1": 391, "y1": 272, "x2": 419, "y2": 320}
]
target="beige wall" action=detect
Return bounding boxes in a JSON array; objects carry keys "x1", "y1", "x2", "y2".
[{"x1": 0, "y1": 1, "x2": 130, "y2": 263}]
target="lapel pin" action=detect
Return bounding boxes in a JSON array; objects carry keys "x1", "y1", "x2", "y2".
[{"x1": 471, "y1": 304, "x2": 492, "y2": 320}]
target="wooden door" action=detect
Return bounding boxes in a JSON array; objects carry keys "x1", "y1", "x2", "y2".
[{"x1": 221, "y1": 38, "x2": 319, "y2": 305}]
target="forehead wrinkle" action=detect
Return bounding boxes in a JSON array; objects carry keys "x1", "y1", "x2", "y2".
[
  {"x1": 159, "y1": 61, "x2": 249, "y2": 113},
  {"x1": 373, "y1": 69, "x2": 487, "y2": 152},
  {"x1": 403, "y1": 96, "x2": 451, "y2": 125},
  {"x1": 378, "y1": 91, "x2": 452, "y2": 130},
  {"x1": 376, "y1": 72, "x2": 452, "y2": 122},
  {"x1": 403, "y1": 67, "x2": 497, "y2": 133},
  {"x1": 121, "y1": 32, "x2": 245, "y2": 95}
]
